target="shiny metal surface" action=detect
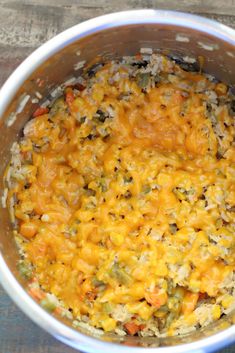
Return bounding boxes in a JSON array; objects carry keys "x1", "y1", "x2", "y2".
[{"x1": 0, "y1": 9, "x2": 235, "y2": 353}]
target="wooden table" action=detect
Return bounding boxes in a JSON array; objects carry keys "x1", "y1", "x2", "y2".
[{"x1": 0, "y1": 1, "x2": 235, "y2": 352}]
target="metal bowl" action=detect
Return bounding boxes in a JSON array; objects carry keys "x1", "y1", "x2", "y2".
[{"x1": 0, "y1": 9, "x2": 235, "y2": 353}]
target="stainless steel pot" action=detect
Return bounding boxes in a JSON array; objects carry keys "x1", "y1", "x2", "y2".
[{"x1": 0, "y1": 9, "x2": 235, "y2": 353}]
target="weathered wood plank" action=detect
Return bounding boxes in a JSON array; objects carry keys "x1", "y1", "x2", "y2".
[
  {"x1": 0, "y1": 1, "x2": 234, "y2": 87},
  {"x1": 0, "y1": 46, "x2": 34, "y2": 87},
  {"x1": 0, "y1": 1, "x2": 235, "y2": 49},
  {"x1": 1, "y1": 0, "x2": 235, "y2": 16}
]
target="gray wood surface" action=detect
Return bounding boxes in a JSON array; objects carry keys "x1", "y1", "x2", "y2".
[{"x1": 0, "y1": 1, "x2": 235, "y2": 352}]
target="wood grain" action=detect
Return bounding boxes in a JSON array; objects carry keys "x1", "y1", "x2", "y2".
[
  {"x1": 0, "y1": 0, "x2": 235, "y2": 85},
  {"x1": 0, "y1": 1, "x2": 235, "y2": 352}
]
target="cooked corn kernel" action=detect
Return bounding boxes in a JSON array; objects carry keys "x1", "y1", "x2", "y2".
[{"x1": 212, "y1": 305, "x2": 221, "y2": 320}]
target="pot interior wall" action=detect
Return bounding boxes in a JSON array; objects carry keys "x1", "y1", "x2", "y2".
[{"x1": 0, "y1": 21, "x2": 235, "y2": 347}]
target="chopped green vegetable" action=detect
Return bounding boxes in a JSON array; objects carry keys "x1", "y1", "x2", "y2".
[
  {"x1": 136, "y1": 72, "x2": 151, "y2": 89},
  {"x1": 169, "y1": 223, "x2": 178, "y2": 234},
  {"x1": 110, "y1": 263, "x2": 132, "y2": 285},
  {"x1": 80, "y1": 116, "x2": 86, "y2": 123},
  {"x1": 158, "y1": 304, "x2": 169, "y2": 312},
  {"x1": 142, "y1": 185, "x2": 151, "y2": 194},
  {"x1": 102, "y1": 302, "x2": 113, "y2": 314},
  {"x1": 99, "y1": 178, "x2": 107, "y2": 192},
  {"x1": 49, "y1": 97, "x2": 67, "y2": 117},
  {"x1": 165, "y1": 312, "x2": 176, "y2": 327},
  {"x1": 123, "y1": 175, "x2": 133, "y2": 184},
  {"x1": 95, "y1": 110, "x2": 107, "y2": 123},
  {"x1": 174, "y1": 286, "x2": 185, "y2": 300},
  {"x1": 40, "y1": 298, "x2": 56, "y2": 312},
  {"x1": 18, "y1": 260, "x2": 33, "y2": 280},
  {"x1": 92, "y1": 277, "x2": 106, "y2": 291}
]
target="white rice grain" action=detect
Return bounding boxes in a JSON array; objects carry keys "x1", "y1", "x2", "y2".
[
  {"x1": 1, "y1": 188, "x2": 8, "y2": 208},
  {"x1": 63, "y1": 77, "x2": 77, "y2": 86},
  {"x1": 73, "y1": 321, "x2": 104, "y2": 336},
  {"x1": 35, "y1": 91, "x2": 42, "y2": 99},
  {"x1": 182, "y1": 56, "x2": 196, "y2": 64},
  {"x1": 140, "y1": 47, "x2": 153, "y2": 55},
  {"x1": 16, "y1": 94, "x2": 30, "y2": 114},
  {"x1": 41, "y1": 99, "x2": 51, "y2": 108},
  {"x1": 9, "y1": 196, "x2": 15, "y2": 224},
  {"x1": 23, "y1": 119, "x2": 35, "y2": 136},
  {"x1": 50, "y1": 86, "x2": 63, "y2": 98},
  {"x1": 74, "y1": 60, "x2": 86, "y2": 71},
  {"x1": 198, "y1": 42, "x2": 219, "y2": 51},
  {"x1": 6, "y1": 113, "x2": 17, "y2": 127},
  {"x1": 176, "y1": 34, "x2": 190, "y2": 43},
  {"x1": 111, "y1": 304, "x2": 132, "y2": 322},
  {"x1": 41, "y1": 214, "x2": 50, "y2": 222},
  {"x1": 31, "y1": 98, "x2": 39, "y2": 104},
  {"x1": 115, "y1": 327, "x2": 127, "y2": 336}
]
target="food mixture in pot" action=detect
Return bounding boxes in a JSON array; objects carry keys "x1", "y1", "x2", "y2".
[{"x1": 3, "y1": 53, "x2": 235, "y2": 337}]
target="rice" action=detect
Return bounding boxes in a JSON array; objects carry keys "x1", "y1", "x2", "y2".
[
  {"x1": 35, "y1": 91, "x2": 42, "y2": 99},
  {"x1": 16, "y1": 94, "x2": 30, "y2": 114},
  {"x1": 111, "y1": 304, "x2": 132, "y2": 322},
  {"x1": 140, "y1": 47, "x2": 153, "y2": 55},
  {"x1": 6, "y1": 113, "x2": 17, "y2": 127},
  {"x1": 74, "y1": 60, "x2": 86, "y2": 71},
  {"x1": 50, "y1": 86, "x2": 63, "y2": 98},
  {"x1": 63, "y1": 77, "x2": 77, "y2": 86},
  {"x1": 1, "y1": 188, "x2": 8, "y2": 208},
  {"x1": 182, "y1": 56, "x2": 196, "y2": 64},
  {"x1": 23, "y1": 119, "x2": 36, "y2": 136},
  {"x1": 198, "y1": 42, "x2": 219, "y2": 51},
  {"x1": 31, "y1": 98, "x2": 39, "y2": 104},
  {"x1": 175, "y1": 34, "x2": 190, "y2": 43},
  {"x1": 73, "y1": 321, "x2": 104, "y2": 336}
]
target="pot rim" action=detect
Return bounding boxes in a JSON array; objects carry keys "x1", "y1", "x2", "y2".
[{"x1": 0, "y1": 9, "x2": 235, "y2": 353}]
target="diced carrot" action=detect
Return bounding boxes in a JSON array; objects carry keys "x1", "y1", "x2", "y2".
[
  {"x1": 123, "y1": 340, "x2": 137, "y2": 347},
  {"x1": 215, "y1": 83, "x2": 227, "y2": 96},
  {"x1": 181, "y1": 291, "x2": 199, "y2": 315},
  {"x1": 28, "y1": 287, "x2": 45, "y2": 301},
  {"x1": 65, "y1": 89, "x2": 75, "y2": 106},
  {"x1": 86, "y1": 291, "x2": 97, "y2": 301},
  {"x1": 33, "y1": 107, "x2": 49, "y2": 117},
  {"x1": 74, "y1": 83, "x2": 85, "y2": 91},
  {"x1": 20, "y1": 221, "x2": 38, "y2": 239},
  {"x1": 135, "y1": 53, "x2": 142, "y2": 60},
  {"x1": 145, "y1": 288, "x2": 168, "y2": 309},
  {"x1": 124, "y1": 322, "x2": 141, "y2": 335},
  {"x1": 198, "y1": 292, "x2": 207, "y2": 301},
  {"x1": 54, "y1": 306, "x2": 62, "y2": 315}
]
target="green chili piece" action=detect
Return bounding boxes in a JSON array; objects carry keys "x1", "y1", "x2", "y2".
[
  {"x1": 136, "y1": 73, "x2": 151, "y2": 89},
  {"x1": 40, "y1": 298, "x2": 57, "y2": 313},
  {"x1": 110, "y1": 263, "x2": 132, "y2": 285}
]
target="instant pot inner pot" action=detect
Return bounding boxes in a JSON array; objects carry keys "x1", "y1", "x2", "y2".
[{"x1": 0, "y1": 22, "x2": 235, "y2": 347}]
